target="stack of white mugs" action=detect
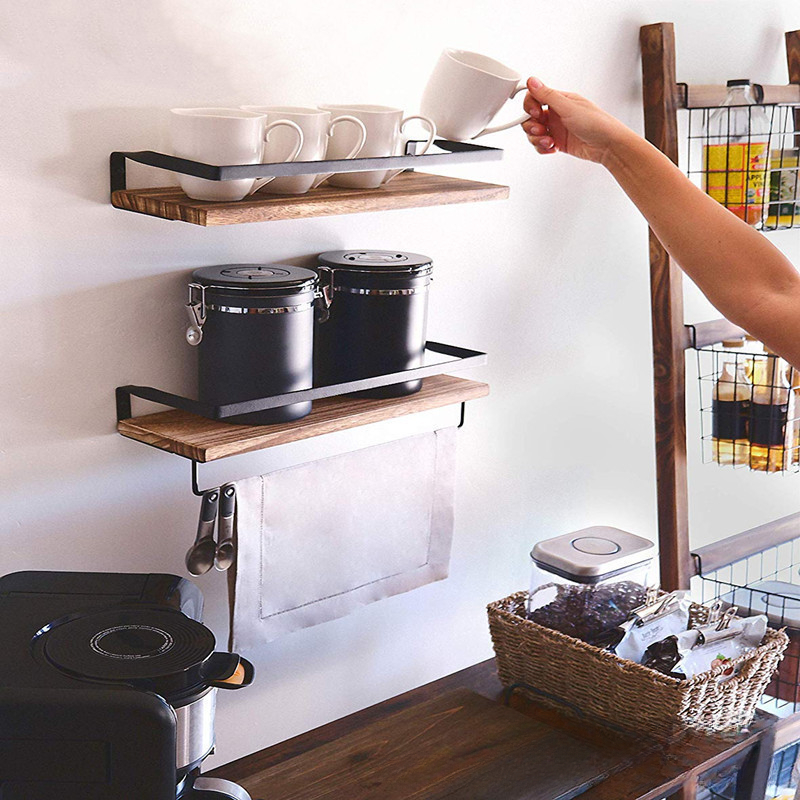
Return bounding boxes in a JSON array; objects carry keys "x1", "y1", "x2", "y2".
[{"x1": 170, "y1": 48, "x2": 530, "y2": 201}]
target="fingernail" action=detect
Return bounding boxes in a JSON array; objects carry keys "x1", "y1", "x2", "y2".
[{"x1": 528, "y1": 76, "x2": 543, "y2": 89}]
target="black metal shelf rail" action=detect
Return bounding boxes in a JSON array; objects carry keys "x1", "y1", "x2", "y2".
[
  {"x1": 116, "y1": 341, "x2": 486, "y2": 423},
  {"x1": 109, "y1": 139, "x2": 503, "y2": 195}
]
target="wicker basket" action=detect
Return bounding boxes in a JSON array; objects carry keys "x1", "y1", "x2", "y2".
[{"x1": 488, "y1": 591, "x2": 789, "y2": 742}]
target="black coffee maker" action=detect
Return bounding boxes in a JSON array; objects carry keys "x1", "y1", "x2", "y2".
[{"x1": 0, "y1": 571, "x2": 255, "y2": 800}]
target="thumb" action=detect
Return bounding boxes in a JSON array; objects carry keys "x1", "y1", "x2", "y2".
[{"x1": 526, "y1": 77, "x2": 571, "y2": 113}]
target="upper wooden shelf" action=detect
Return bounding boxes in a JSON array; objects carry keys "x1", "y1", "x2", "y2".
[
  {"x1": 110, "y1": 172, "x2": 509, "y2": 226},
  {"x1": 118, "y1": 374, "x2": 489, "y2": 462},
  {"x1": 679, "y1": 82, "x2": 800, "y2": 108}
]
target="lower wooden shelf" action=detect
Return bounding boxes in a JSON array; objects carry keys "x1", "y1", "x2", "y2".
[
  {"x1": 117, "y1": 374, "x2": 489, "y2": 462},
  {"x1": 110, "y1": 172, "x2": 509, "y2": 226}
]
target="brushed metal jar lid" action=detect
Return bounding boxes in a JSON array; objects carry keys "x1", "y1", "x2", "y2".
[
  {"x1": 192, "y1": 264, "x2": 318, "y2": 293},
  {"x1": 318, "y1": 250, "x2": 432, "y2": 274},
  {"x1": 531, "y1": 526, "x2": 655, "y2": 583}
]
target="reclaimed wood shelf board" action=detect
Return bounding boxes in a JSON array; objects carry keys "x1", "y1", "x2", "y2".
[
  {"x1": 117, "y1": 374, "x2": 489, "y2": 463},
  {"x1": 213, "y1": 660, "x2": 774, "y2": 800},
  {"x1": 231, "y1": 689, "x2": 633, "y2": 800},
  {"x1": 110, "y1": 172, "x2": 509, "y2": 226}
]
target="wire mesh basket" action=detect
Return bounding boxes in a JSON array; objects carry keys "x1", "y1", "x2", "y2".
[
  {"x1": 694, "y1": 533, "x2": 800, "y2": 714},
  {"x1": 696, "y1": 341, "x2": 800, "y2": 473},
  {"x1": 765, "y1": 740, "x2": 800, "y2": 800},
  {"x1": 684, "y1": 102, "x2": 800, "y2": 231},
  {"x1": 696, "y1": 748, "x2": 752, "y2": 800}
]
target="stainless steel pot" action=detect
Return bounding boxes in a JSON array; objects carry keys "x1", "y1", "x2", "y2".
[{"x1": 173, "y1": 687, "x2": 217, "y2": 770}]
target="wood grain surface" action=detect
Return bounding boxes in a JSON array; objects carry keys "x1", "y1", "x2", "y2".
[
  {"x1": 687, "y1": 318, "x2": 747, "y2": 350},
  {"x1": 786, "y1": 30, "x2": 800, "y2": 85},
  {"x1": 110, "y1": 172, "x2": 509, "y2": 225},
  {"x1": 235, "y1": 689, "x2": 631, "y2": 800},
  {"x1": 786, "y1": 31, "x2": 800, "y2": 151},
  {"x1": 210, "y1": 660, "x2": 774, "y2": 800},
  {"x1": 691, "y1": 510, "x2": 800, "y2": 575},
  {"x1": 681, "y1": 83, "x2": 800, "y2": 108},
  {"x1": 640, "y1": 22, "x2": 692, "y2": 591},
  {"x1": 117, "y1": 374, "x2": 489, "y2": 462}
]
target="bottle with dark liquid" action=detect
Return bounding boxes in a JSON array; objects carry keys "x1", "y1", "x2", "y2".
[
  {"x1": 711, "y1": 341, "x2": 751, "y2": 466},
  {"x1": 750, "y1": 350, "x2": 792, "y2": 472}
]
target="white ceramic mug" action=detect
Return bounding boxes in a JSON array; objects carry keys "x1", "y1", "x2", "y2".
[
  {"x1": 169, "y1": 108, "x2": 303, "y2": 201},
  {"x1": 241, "y1": 106, "x2": 367, "y2": 194},
  {"x1": 420, "y1": 48, "x2": 529, "y2": 140},
  {"x1": 319, "y1": 104, "x2": 436, "y2": 189}
]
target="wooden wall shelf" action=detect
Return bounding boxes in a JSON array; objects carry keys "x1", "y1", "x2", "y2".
[
  {"x1": 117, "y1": 374, "x2": 489, "y2": 462},
  {"x1": 110, "y1": 172, "x2": 509, "y2": 226}
]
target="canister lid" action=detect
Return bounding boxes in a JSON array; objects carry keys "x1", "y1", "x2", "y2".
[
  {"x1": 192, "y1": 264, "x2": 318, "y2": 293},
  {"x1": 317, "y1": 250, "x2": 432, "y2": 274},
  {"x1": 42, "y1": 606, "x2": 216, "y2": 685},
  {"x1": 531, "y1": 526, "x2": 655, "y2": 583}
]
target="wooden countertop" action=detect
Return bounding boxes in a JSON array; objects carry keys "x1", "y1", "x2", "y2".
[{"x1": 209, "y1": 659, "x2": 774, "y2": 800}]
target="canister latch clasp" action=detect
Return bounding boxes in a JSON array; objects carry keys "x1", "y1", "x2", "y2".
[
  {"x1": 186, "y1": 283, "x2": 207, "y2": 346},
  {"x1": 315, "y1": 267, "x2": 334, "y2": 323}
]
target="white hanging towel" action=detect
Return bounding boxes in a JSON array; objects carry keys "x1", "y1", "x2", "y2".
[{"x1": 229, "y1": 427, "x2": 457, "y2": 650}]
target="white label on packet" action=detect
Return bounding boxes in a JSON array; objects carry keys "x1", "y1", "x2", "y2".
[
  {"x1": 675, "y1": 614, "x2": 767, "y2": 680},
  {"x1": 614, "y1": 591, "x2": 692, "y2": 664}
]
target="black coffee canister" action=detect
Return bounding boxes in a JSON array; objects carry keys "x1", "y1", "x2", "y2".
[
  {"x1": 187, "y1": 264, "x2": 318, "y2": 425},
  {"x1": 315, "y1": 250, "x2": 433, "y2": 398}
]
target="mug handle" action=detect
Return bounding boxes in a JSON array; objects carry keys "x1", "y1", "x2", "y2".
[
  {"x1": 311, "y1": 115, "x2": 367, "y2": 189},
  {"x1": 383, "y1": 115, "x2": 437, "y2": 184},
  {"x1": 249, "y1": 119, "x2": 305, "y2": 194},
  {"x1": 473, "y1": 80, "x2": 530, "y2": 138}
]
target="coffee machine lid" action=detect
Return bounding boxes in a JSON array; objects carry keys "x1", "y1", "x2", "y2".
[
  {"x1": 43, "y1": 606, "x2": 216, "y2": 691},
  {"x1": 317, "y1": 250, "x2": 432, "y2": 274},
  {"x1": 192, "y1": 264, "x2": 318, "y2": 292}
]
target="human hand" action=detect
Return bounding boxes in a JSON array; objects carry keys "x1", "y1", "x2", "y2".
[{"x1": 521, "y1": 77, "x2": 634, "y2": 165}]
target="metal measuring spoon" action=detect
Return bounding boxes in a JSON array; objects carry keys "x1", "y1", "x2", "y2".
[
  {"x1": 186, "y1": 489, "x2": 219, "y2": 576},
  {"x1": 215, "y1": 484, "x2": 236, "y2": 572}
]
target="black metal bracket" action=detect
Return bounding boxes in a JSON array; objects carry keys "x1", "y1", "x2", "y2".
[
  {"x1": 191, "y1": 461, "x2": 204, "y2": 497},
  {"x1": 109, "y1": 139, "x2": 503, "y2": 195},
  {"x1": 116, "y1": 341, "x2": 486, "y2": 423}
]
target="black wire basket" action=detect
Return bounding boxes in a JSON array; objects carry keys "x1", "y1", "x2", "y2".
[
  {"x1": 696, "y1": 748, "x2": 751, "y2": 800},
  {"x1": 696, "y1": 342, "x2": 800, "y2": 474},
  {"x1": 684, "y1": 102, "x2": 800, "y2": 232},
  {"x1": 765, "y1": 740, "x2": 800, "y2": 799},
  {"x1": 694, "y1": 534, "x2": 800, "y2": 713}
]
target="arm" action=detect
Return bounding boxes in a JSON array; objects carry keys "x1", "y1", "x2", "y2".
[{"x1": 522, "y1": 78, "x2": 800, "y2": 368}]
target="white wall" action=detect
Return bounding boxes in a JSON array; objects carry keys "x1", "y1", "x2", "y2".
[{"x1": 3, "y1": 0, "x2": 800, "y2": 768}]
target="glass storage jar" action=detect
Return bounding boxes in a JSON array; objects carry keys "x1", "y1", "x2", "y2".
[{"x1": 527, "y1": 526, "x2": 656, "y2": 643}]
